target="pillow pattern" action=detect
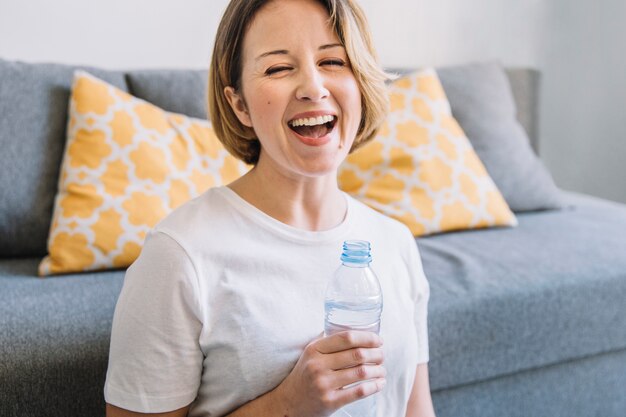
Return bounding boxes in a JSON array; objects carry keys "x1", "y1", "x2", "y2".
[
  {"x1": 338, "y1": 68, "x2": 517, "y2": 236},
  {"x1": 39, "y1": 71, "x2": 249, "y2": 276}
]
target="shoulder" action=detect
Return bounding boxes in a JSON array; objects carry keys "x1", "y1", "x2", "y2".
[
  {"x1": 152, "y1": 186, "x2": 232, "y2": 248},
  {"x1": 156, "y1": 186, "x2": 226, "y2": 228},
  {"x1": 347, "y1": 194, "x2": 415, "y2": 244}
]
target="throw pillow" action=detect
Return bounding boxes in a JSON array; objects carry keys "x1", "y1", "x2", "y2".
[
  {"x1": 437, "y1": 62, "x2": 563, "y2": 212},
  {"x1": 338, "y1": 68, "x2": 517, "y2": 236},
  {"x1": 39, "y1": 71, "x2": 249, "y2": 276}
]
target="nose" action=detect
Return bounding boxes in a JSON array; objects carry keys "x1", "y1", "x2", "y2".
[{"x1": 295, "y1": 66, "x2": 329, "y2": 102}]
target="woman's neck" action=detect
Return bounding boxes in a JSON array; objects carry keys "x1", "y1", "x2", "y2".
[{"x1": 227, "y1": 158, "x2": 347, "y2": 232}]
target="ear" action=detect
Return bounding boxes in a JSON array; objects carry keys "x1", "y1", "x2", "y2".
[{"x1": 224, "y1": 86, "x2": 253, "y2": 127}]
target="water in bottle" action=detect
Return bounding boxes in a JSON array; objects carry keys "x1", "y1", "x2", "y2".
[{"x1": 324, "y1": 240, "x2": 383, "y2": 417}]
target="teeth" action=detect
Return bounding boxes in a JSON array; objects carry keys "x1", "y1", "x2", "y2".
[{"x1": 290, "y1": 115, "x2": 335, "y2": 127}]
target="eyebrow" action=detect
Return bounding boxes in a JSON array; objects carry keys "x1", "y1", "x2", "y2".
[
  {"x1": 319, "y1": 43, "x2": 344, "y2": 50},
  {"x1": 255, "y1": 43, "x2": 344, "y2": 61}
]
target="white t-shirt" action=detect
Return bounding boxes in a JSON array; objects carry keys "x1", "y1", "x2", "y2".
[{"x1": 105, "y1": 186, "x2": 430, "y2": 417}]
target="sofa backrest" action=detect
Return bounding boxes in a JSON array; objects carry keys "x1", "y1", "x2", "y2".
[
  {"x1": 125, "y1": 67, "x2": 542, "y2": 155},
  {"x1": 0, "y1": 59, "x2": 128, "y2": 257},
  {"x1": 0, "y1": 59, "x2": 540, "y2": 257},
  {"x1": 504, "y1": 68, "x2": 541, "y2": 155}
]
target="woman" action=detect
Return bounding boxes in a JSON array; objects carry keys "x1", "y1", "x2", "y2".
[{"x1": 105, "y1": 0, "x2": 435, "y2": 416}]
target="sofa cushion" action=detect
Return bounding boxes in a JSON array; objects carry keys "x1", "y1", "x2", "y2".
[
  {"x1": 39, "y1": 71, "x2": 248, "y2": 275},
  {"x1": 0, "y1": 258, "x2": 124, "y2": 417},
  {"x1": 432, "y1": 349, "x2": 626, "y2": 417},
  {"x1": 437, "y1": 62, "x2": 564, "y2": 212},
  {"x1": 0, "y1": 58, "x2": 127, "y2": 257},
  {"x1": 339, "y1": 68, "x2": 517, "y2": 236},
  {"x1": 421, "y1": 191, "x2": 626, "y2": 390}
]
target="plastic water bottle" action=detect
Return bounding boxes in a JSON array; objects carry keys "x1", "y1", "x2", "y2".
[{"x1": 324, "y1": 240, "x2": 383, "y2": 417}]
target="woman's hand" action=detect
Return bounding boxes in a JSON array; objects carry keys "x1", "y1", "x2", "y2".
[{"x1": 272, "y1": 330, "x2": 386, "y2": 417}]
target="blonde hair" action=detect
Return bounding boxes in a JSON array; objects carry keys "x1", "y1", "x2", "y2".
[{"x1": 208, "y1": 0, "x2": 390, "y2": 165}]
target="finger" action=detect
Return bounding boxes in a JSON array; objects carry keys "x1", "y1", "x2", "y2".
[
  {"x1": 331, "y1": 377, "x2": 386, "y2": 408},
  {"x1": 316, "y1": 331, "x2": 383, "y2": 354},
  {"x1": 332, "y1": 364, "x2": 386, "y2": 390},
  {"x1": 327, "y1": 346, "x2": 384, "y2": 371},
  {"x1": 303, "y1": 331, "x2": 325, "y2": 351}
]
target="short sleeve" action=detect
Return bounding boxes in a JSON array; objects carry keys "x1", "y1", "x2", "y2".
[
  {"x1": 406, "y1": 233, "x2": 430, "y2": 364},
  {"x1": 104, "y1": 230, "x2": 204, "y2": 413}
]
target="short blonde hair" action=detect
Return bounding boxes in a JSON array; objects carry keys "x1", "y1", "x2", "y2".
[{"x1": 208, "y1": 0, "x2": 390, "y2": 165}]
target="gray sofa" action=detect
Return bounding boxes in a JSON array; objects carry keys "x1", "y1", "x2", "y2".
[{"x1": 1, "y1": 57, "x2": 625, "y2": 417}]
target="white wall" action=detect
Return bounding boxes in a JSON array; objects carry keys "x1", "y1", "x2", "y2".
[
  {"x1": 361, "y1": 0, "x2": 548, "y2": 69},
  {"x1": 0, "y1": 0, "x2": 223, "y2": 69},
  {"x1": 1, "y1": 0, "x2": 624, "y2": 203},
  {"x1": 0, "y1": 0, "x2": 547, "y2": 70},
  {"x1": 539, "y1": 0, "x2": 626, "y2": 204}
]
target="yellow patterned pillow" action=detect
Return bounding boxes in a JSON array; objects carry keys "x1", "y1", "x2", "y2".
[
  {"x1": 338, "y1": 68, "x2": 517, "y2": 236},
  {"x1": 39, "y1": 71, "x2": 249, "y2": 276}
]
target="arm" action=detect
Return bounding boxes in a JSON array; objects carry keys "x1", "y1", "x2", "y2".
[
  {"x1": 104, "y1": 232, "x2": 203, "y2": 415},
  {"x1": 405, "y1": 363, "x2": 436, "y2": 417}
]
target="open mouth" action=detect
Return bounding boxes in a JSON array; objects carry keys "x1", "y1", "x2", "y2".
[{"x1": 288, "y1": 115, "x2": 337, "y2": 139}]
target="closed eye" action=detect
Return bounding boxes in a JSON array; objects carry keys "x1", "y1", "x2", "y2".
[
  {"x1": 265, "y1": 66, "x2": 292, "y2": 76},
  {"x1": 321, "y1": 59, "x2": 346, "y2": 67}
]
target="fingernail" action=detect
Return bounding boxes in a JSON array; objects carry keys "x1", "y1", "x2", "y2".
[{"x1": 378, "y1": 379, "x2": 386, "y2": 390}]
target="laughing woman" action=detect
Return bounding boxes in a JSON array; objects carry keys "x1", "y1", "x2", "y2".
[{"x1": 104, "y1": 1, "x2": 436, "y2": 416}]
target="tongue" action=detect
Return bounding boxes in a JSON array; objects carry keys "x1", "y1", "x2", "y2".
[{"x1": 291, "y1": 124, "x2": 330, "y2": 139}]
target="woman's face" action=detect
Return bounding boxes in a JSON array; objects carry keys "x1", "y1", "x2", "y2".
[{"x1": 226, "y1": 0, "x2": 362, "y2": 180}]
